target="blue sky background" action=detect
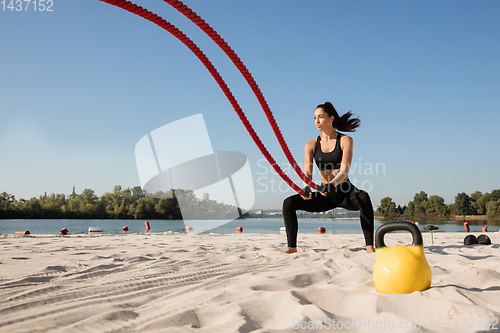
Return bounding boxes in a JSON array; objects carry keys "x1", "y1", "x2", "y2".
[{"x1": 1, "y1": 0, "x2": 499, "y2": 209}]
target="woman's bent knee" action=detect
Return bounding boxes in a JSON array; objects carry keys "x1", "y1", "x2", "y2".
[
  {"x1": 283, "y1": 194, "x2": 302, "y2": 211},
  {"x1": 357, "y1": 190, "x2": 372, "y2": 203}
]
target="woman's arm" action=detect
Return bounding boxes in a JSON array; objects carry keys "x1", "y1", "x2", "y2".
[
  {"x1": 303, "y1": 140, "x2": 315, "y2": 186},
  {"x1": 302, "y1": 140, "x2": 316, "y2": 199},
  {"x1": 329, "y1": 135, "x2": 353, "y2": 187}
]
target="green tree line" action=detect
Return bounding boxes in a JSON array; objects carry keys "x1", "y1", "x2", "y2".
[
  {"x1": 378, "y1": 189, "x2": 500, "y2": 219},
  {"x1": 0, "y1": 186, "x2": 240, "y2": 220}
]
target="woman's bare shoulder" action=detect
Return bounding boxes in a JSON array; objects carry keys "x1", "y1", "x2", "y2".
[
  {"x1": 340, "y1": 134, "x2": 353, "y2": 143},
  {"x1": 305, "y1": 137, "x2": 318, "y2": 149},
  {"x1": 340, "y1": 133, "x2": 353, "y2": 151},
  {"x1": 304, "y1": 137, "x2": 318, "y2": 157}
]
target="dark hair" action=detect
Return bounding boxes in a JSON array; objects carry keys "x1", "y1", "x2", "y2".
[{"x1": 316, "y1": 102, "x2": 360, "y2": 132}]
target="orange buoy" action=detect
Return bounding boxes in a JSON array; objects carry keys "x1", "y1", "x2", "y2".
[
  {"x1": 318, "y1": 227, "x2": 326, "y2": 233},
  {"x1": 14, "y1": 230, "x2": 30, "y2": 235},
  {"x1": 482, "y1": 225, "x2": 488, "y2": 232},
  {"x1": 236, "y1": 226, "x2": 243, "y2": 232},
  {"x1": 145, "y1": 221, "x2": 150, "y2": 230},
  {"x1": 123, "y1": 226, "x2": 129, "y2": 232},
  {"x1": 464, "y1": 222, "x2": 470, "y2": 233},
  {"x1": 60, "y1": 228, "x2": 68, "y2": 235}
]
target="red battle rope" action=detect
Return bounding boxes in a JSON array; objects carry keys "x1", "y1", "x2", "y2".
[
  {"x1": 163, "y1": 0, "x2": 317, "y2": 191},
  {"x1": 99, "y1": 0, "x2": 317, "y2": 194}
]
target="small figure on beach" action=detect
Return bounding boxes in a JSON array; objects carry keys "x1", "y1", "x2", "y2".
[{"x1": 282, "y1": 102, "x2": 375, "y2": 253}]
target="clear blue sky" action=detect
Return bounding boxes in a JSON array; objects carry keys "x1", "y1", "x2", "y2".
[{"x1": 1, "y1": 0, "x2": 499, "y2": 209}]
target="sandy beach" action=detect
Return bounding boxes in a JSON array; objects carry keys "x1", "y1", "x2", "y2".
[{"x1": 0, "y1": 231, "x2": 499, "y2": 332}]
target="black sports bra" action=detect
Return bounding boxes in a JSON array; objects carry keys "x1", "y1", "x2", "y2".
[{"x1": 314, "y1": 133, "x2": 343, "y2": 170}]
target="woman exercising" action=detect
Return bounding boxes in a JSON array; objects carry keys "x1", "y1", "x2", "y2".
[{"x1": 282, "y1": 102, "x2": 375, "y2": 254}]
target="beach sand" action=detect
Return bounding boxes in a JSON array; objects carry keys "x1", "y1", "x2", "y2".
[{"x1": 0, "y1": 231, "x2": 499, "y2": 332}]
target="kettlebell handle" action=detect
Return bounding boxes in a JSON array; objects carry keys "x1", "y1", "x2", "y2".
[{"x1": 375, "y1": 221, "x2": 423, "y2": 248}]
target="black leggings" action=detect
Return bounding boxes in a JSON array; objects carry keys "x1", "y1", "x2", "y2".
[{"x1": 282, "y1": 180, "x2": 374, "y2": 247}]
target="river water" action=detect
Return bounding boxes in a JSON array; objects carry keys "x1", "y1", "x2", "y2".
[{"x1": 0, "y1": 218, "x2": 496, "y2": 235}]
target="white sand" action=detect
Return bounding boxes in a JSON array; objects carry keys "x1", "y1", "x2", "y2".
[{"x1": 0, "y1": 231, "x2": 499, "y2": 332}]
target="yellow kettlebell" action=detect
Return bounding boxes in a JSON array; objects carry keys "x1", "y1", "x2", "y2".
[{"x1": 373, "y1": 221, "x2": 431, "y2": 294}]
